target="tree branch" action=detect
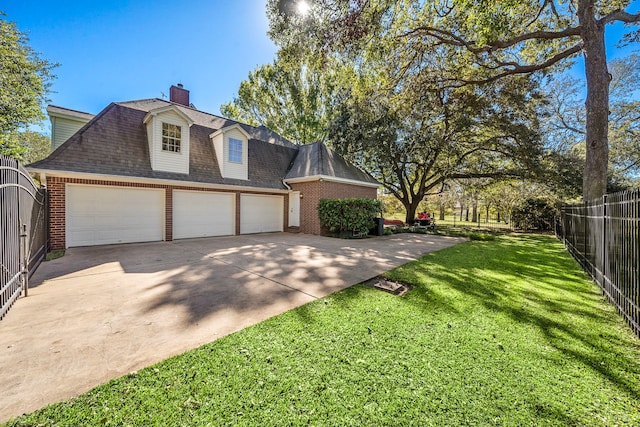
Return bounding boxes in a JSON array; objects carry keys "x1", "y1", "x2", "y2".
[
  {"x1": 401, "y1": 25, "x2": 581, "y2": 53},
  {"x1": 599, "y1": 10, "x2": 640, "y2": 26},
  {"x1": 457, "y1": 43, "x2": 584, "y2": 85},
  {"x1": 449, "y1": 171, "x2": 524, "y2": 180}
]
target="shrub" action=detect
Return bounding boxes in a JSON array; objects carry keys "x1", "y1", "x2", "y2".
[
  {"x1": 318, "y1": 198, "x2": 382, "y2": 237},
  {"x1": 511, "y1": 198, "x2": 559, "y2": 231}
]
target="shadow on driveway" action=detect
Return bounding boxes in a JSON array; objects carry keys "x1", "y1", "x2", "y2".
[{"x1": 0, "y1": 232, "x2": 464, "y2": 422}]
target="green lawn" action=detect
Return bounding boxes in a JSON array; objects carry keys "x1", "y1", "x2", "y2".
[{"x1": 5, "y1": 235, "x2": 640, "y2": 426}]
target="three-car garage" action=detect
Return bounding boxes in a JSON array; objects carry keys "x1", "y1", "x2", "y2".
[{"x1": 64, "y1": 184, "x2": 287, "y2": 248}]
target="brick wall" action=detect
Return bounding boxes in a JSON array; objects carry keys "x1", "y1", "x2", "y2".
[
  {"x1": 48, "y1": 178, "x2": 66, "y2": 250},
  {"x1": 290, "y1": 180, "x2": 377, "y2": 235},
  {"x1": 47, "y1": 177, "x2": 291, "y2": 250}
]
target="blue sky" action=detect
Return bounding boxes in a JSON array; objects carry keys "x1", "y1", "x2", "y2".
[
  {"x1": 4, "y1": 0, "x2": 278, "y2": 118},
  {"x1": 3, "y1": 1, "x2": 638, "y2": 131}
]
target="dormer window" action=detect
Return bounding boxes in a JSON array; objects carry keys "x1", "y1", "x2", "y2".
[
  {"x1": 228, "y1": 137, "x2": 243, "y2": 163},
  {"x1": 143, "y1": 105, "x2": 193, "y2": 173},
  {"x1": 162, "y1": 122, "x2": 181, "y2": 153},
  {"x1": 210, "y1": 124, "x2": 250, "y2": 180}
]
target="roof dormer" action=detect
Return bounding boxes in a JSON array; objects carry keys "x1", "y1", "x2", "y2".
[
  {"x1": 47, "y1": 105, "x2": 95, "y2": 151},
  {"x1": 143, "y1": 105, "x2": 193, "y2": 174},
  {"x1": 210, "y1": 124, "x2": 250, "y2": 180}
]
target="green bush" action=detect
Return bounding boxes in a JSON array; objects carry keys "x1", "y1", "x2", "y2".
[
  {"x1": 318, "y1": 198, "x2": 382, "y2": 237},
  {"x1": 511, "y1": 198, "x2": 559, "y2": 231}
]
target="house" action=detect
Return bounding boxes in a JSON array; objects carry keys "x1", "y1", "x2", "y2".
[
  {"x1": 46, "y1": 105, "x2": 95, "y2": 151},
  {"x1": 28, "y1": 85, "x2": 379, "y2": 250}
]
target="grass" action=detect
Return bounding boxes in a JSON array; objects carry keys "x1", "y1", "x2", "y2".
[
  {"x1": 436, "y1": 214, "x2": 513, "y2": 230},
  {"x1": 45, "y1": 250, "x2": 65, "y2": 261},
  {"x1": 5, "y1": 235, "x2": 640, "y2": 426},
  {"x1": 389, "y1": 222, "x2": 500, "y2": 241}
]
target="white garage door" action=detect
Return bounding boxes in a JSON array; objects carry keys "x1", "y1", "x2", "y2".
[
  {"x1": 66, "y1": 185, "x2": 164, "y2": 247},
  {"x1": 240, "y1": 194, "x2": 283, "y2": 234},
  {"x1": 173, "y1": 190, "x2": 235, "y2": 239}
]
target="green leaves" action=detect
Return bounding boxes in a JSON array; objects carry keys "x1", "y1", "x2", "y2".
[
  {"x1": 220, "y1": 57, "x2": 336, "y2": 145},
  {"x1": 0, "y1": 15, "x2": 57, "y2": 139},
  {"x1": 0, "y1": 130, "x2": 51, "y2": 162},
  {"x1": 318, "y1": 198, "x2": 382, "y2": 236}
]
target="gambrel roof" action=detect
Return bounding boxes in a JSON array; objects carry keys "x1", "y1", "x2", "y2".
[{"x1": 30, "y1": 98, "x2": 378, "y2": 189}]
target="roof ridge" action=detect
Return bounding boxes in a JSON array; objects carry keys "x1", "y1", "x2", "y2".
[
  {"x1": 47, "y1": 104, "x2": 94, "y2": 116},
  {"x1": 114, "y1": 98, "x2": 297, "y2": 148},
  {"x1": 118, "y1": 98, "x2": 240, "y2": 124},
  {"x1": 29, "y1": 103, "x2": 118, "y2": 167}
]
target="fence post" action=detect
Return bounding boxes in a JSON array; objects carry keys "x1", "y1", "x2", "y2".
[
  {"x1": 584, "y1": 200, "x2": 588, "y2": 267},
  {"x1": 20, "y1": 223, "x2": 28, "y2": 297},
  {"x1": 602, "y1": 194, "x2": 607, "y2": 290}
]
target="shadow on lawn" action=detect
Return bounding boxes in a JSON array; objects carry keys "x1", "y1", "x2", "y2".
[{"x1": 390, "y1": 235, "x2": 640, "y2": 400}]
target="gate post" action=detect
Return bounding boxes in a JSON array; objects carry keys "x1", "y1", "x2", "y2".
[{"x1": 20, "y1": 223, "x2": 28, "y2": 297}]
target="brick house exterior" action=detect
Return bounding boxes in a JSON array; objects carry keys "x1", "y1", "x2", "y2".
[
  {"x1": 30, "y1": 85, "x2": 380, "y2": 249},
  {"x1": 289, "y1": 180, "x2": 378, "y2": 235}
]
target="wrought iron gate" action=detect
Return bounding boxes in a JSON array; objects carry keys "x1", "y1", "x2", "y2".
[{"x1": 1, "y1": 155, "x2": 48, "y2": 320}]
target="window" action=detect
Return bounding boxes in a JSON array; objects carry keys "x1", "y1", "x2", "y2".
[
  {"x1": 162, "y1": 122, "x2": 181, "y2": 153},
  {"x1": 228, "y1": 137, "x2": 243, "y2": 163}
]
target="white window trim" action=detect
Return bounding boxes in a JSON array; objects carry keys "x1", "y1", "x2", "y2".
[
  {"x1": 162, "y1": 122, "x2": 182, "y2": 153},
  {"x1": 228, "y1": 137, "x2": 243, "y2": 163}
]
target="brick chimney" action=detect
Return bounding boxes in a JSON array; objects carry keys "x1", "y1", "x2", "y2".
[{"x1": 169, "y1": 83, "x2": 190, "y2": 106}]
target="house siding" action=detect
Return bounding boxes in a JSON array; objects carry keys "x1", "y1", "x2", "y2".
[
  {"x1": 46, "y1": 176, "x2": 293, "y2": 250},
  {"x1": 149, "y1": 110, "x2": 190, "y2": 174},
  {"x1": 211, "y1": 132, "x2": 224, "y2": 175},
  {"x1": 50, "y1": 116, "x2": 88, "y2": 151},
  {"x1": 222, "y1": 128, "x2": 248, "y2": 180},
  {"x1": 289, "y1": 180, "x2": 377, "y2": 235}
]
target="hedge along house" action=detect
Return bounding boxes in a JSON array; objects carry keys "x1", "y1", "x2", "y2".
[{"x1": 28, "y1": 85, "x2": 379, "y2": 250}]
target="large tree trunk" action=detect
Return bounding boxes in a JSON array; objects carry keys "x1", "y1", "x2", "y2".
[
  {"x1": 405, "y1": 200, "x2": 420, "y2": 224},
  {"x1": 439, "y1": 204, "x2": 445, "y2": 220},
  {"x1": 579, "y1": 0, "x2": 609, "y2": 201}
]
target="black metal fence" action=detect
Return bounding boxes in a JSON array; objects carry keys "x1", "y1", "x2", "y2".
[
  {"x1": 556, "y1": 190, "x2": 640, "y2": 337},
  {"x1": 448, "y1": 213, "x2": 514, "y2": 231},
  {"x1": 0, "y1": 156, "x2": 48, "y2": 320}
]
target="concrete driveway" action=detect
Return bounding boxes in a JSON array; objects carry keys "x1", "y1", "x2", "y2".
[{"x1": 0, "y1": 232, "x2": 464, "y2": 421}]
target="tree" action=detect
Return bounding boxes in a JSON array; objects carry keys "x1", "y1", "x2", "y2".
[
  {"x1": 329, "y1": 67, "x2": 545, "y2": 223},
  {"x1": 543, "y1": 54, "x2": 640, "y2": 189},
  {"x1": 267, "y1": 0, "x2": 640, "y2": 200},
  {"x1": 0, "y1": 13, "x2": 56, "y2": 150},
  {"x1": 221, "y1": 56, "x2": 336, "y2": 144}
]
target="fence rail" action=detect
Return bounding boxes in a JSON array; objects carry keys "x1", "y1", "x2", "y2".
[
  {"x1": 0, "y1": 156, "x2": 48, "y2": 320},
  {"x1": 556, "y1": 189, "x2": 640, "y2": 338},
  {"x1": 437, "y1": 213, "x2": 513, "y2": 231}
]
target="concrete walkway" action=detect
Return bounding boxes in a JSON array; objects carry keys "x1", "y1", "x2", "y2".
[{"x1": 0, "y1": 232, "x2": 464, "y2": 421}]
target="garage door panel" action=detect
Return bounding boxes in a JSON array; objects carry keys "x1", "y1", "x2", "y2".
[
  {"x1": 173, "y1": 190, "x2": 235, "y2": 239},
  {"x1": 66, "y1": 185, "x2": 164, "y2": 247},
  {"x1": 240, "y1": 194, "x2": 283, "y2": 234}
]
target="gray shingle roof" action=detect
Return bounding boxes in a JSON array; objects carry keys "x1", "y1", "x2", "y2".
[
  {"x1": 285, "y1": 142, "x2": 379, "y2": 185},
  {"x1": 46, "y1": 105, "x2": 95, "y2": 121},
  {"x1": 117, "y1": 99, "x2": 297, "y2": 149},
  {"x1": 30, "y1": 99, "x2": 378, "y2": 189}
]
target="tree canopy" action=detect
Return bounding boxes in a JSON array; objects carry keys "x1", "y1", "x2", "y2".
[
  {"x1": 327, "y1": 55, "x2": 545, "y2": 222},
  {"x1": 220, "y1": 56, "x2": 337, "y2": 144},
  {"x1": 0, "y1": 13, "x2": 56, "y2": 156},
  {"x1": 267, "y1": 0, "x2": 640, "y2": 200},
  {"x1": 543, "y1": 54, "x2": 640, "y2": 189}
]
